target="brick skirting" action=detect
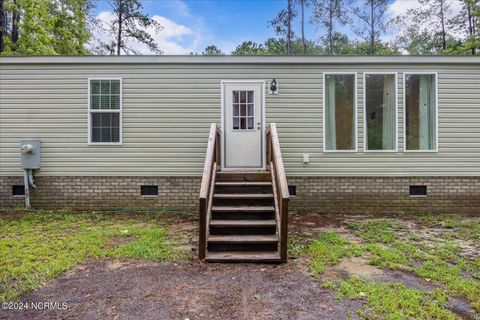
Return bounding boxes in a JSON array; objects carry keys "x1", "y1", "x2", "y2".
[
  {"x1": 1, "y1": 176, "x2": 479, "y2": 214},
  {"x1": 288, "y1": 177, "x2": 480, "y2": 214}
]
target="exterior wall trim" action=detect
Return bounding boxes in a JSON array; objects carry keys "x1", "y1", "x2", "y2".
[{"x1": 1, "y1": 55, "x2": 480, "y2": 65}]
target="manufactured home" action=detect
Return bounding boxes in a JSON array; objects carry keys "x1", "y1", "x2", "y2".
[{"x1": 0, "y1": 56, "x2": 479, "y2": 261}]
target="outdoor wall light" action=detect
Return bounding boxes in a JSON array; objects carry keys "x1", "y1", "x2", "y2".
[{"x1": 270, "y1": 79, "x2": 278, "y2": 94}]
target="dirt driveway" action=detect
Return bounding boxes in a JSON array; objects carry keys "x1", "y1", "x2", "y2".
[{"x1": 1, "y1": 259, "x2": 361, "y2": 320}]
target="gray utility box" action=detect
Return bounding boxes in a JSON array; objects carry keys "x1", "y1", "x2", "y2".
[{"x1": 20, "y1": 140, "x2": 41, "y2": 169}]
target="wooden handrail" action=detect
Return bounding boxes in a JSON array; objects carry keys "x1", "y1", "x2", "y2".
[
  {"x1": 267, "y1": 123, "x2": 289, "y2": 262},
  {"x1": 199, "y1": 123, "x2": 219, "y2": 259}
]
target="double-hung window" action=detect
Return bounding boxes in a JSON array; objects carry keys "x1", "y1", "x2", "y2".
[
  {"x1": 364, "y1": 73, "x2": 397, "y2": 151},
  {"x1": 404, "y1": 73, "x2": 437, "y2": 151},
  {"x1": 88, "y1": 79, "x2": 122, "y2": 144},
  {"x1": 324, "y1": 73, "x2": 357, "y2": 151}
]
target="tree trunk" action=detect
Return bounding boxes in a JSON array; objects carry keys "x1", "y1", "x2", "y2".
[
  {"x1": 0, "y1": 0, "x2": 5, "y2": 52},
  {"x1": 11, "y1": 0, "x2": 20, "y2": 45},
  {"x1": 287, "y1": 0, "x2": 292, "y2": 55},
  {"x1": 370, "y1": 0, "x2": 375, "y2": 54},
  {"x1": 439, "y1": 0, "x2": 447, "y2": 50},
  {"x1": 301, "y1": 0, "x2": 306, "y2": 54},
  {"x1": 116, "y1": 1, "x2": 123, "y2": 55},
  {"x1": 467, "y1": 2, "x2": 475, "y2": 55},
  {"x1": 328, "y1": 0, "x2": 333, "y2": 54}
]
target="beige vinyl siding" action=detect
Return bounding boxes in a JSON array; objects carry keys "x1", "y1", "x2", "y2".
[{"x1": 0, "y1": 62, "x2": 479, "y2": 177}]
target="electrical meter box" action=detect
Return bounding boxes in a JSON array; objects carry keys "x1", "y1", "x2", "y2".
[{"x1": 20, "y1": 140, "x2": 41, "y2": 169}]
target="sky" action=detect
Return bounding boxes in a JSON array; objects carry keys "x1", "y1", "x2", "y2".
[{"x1": 92, "y1": 0, "x2": 463, "y2": 55}]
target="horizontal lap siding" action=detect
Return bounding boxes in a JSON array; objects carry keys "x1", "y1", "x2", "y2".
[{"x1": 0, "y1": 63, "x2": 479, "y2": 176}]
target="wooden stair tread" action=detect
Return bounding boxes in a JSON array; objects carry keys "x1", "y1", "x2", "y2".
[
  {"x1": 210, "y1": 219, "x2": 276, "y2": 227},
  {"x1": 212, "y1": 206, "x2": 275, "y2": 212},
  {"x1": 215, "y1": 181, "x2": 272, "y2": 186},
  {"x1": 205, "y1": 251, "x2": 281, "y2": 262},
  {"x1": 208, "y1": 235, "x2": 278, "y2": 243},
  {"x1": 214, "y1": 193, "x2": 273, "y2": 199}
]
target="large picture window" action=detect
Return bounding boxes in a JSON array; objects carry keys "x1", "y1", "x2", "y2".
[
  {"x1": 88, "y1": 79, "x2": 122, "y2": 144},
  {"x1": 324, "y1": 73, "x2": 356, "y2": 151},
  {"x1": 404, "y1": 73, "x2": 437, "y2": 151},
  {"x1": 364, "y1": 73, "x2": 397, "y2": 151}
]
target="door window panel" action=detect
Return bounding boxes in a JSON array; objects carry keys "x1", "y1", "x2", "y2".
[{"x1": 232, "y1": 90, "x2": 254, "y2": 130}]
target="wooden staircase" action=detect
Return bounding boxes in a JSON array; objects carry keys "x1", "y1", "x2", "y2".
[
  {"x1": 206, "y1": 171, "x2": 280, "y2": 262},
  {"x1": 199, "y1": 123, "x2": 289, "y2": 263}
]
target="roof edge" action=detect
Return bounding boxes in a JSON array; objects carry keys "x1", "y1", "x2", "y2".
[{"x1": 1, "y1": 55, "x2": 479, "y2": 64}]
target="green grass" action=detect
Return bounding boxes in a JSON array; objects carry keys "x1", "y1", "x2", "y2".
[
  {"x1": 336, "y1": 276, "x2": 457, "y2": 320},
  {"x1": 306, "y1": 231, "x2": 363, "y2": 275},
  {"x1": 0, "y1": 211, "x2": 185, "y2": 302},
  {"x1": 302, "y1": 214, "x2": 480, "y2": 317}
]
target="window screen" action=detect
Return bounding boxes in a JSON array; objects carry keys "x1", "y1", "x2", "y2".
[{"x1": 89, "y1": 79, "x2": 121, "y2": 143}]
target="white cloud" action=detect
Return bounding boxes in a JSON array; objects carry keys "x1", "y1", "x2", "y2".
[
  {"x1": 386, "y1": 0, "x2": 463, "y2": 22},
  {"x1": 93, "y1": 11, "x2": 200, "y2": 54}
]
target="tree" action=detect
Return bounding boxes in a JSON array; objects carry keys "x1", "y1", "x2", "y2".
[
  {"x1": 202, "y1": 45, "x2": 224, "y2": 55},
  {"x1": 350, "y1": 0, "x2": 391, "y2": 55},
  {"x1": 100, "y1": 0, "x2": 162, "y2": 55},
  {"x1": 1, "y1": 0, "x2": 55, "y2": 55},
  {"x1": 297, "y1": 0, "x2": 308, "y2": 54},
  {"x1": 395, "y1": 26, "x2": 442, "y2": 55},
  {"x1": 0, "y1": 0, "x2": 6, "y2": 52},
  {"x1": 1, "y1": 0, "x2": 93, "y2": 55},
  {"x1": 449, "y1": 0, "x2": 479, "y2": 55},
  {"x1": 269, "y1": 0, "x2": 296, "y2": 55},
  {"x1": 51, "y1": 0, "x2": 92, "y2": 55},
  {"x1": 232, "y1": 41, "x2": 266, "y2": 55},
  {"x1": 339, "y1": 39, "x2": 400, "y2": 55},
  {"x1": 311, "y1": 0, "x2": 349, "y2": 54}
]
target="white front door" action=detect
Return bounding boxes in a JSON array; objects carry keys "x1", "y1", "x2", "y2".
[{"x1": 222, "y1": 81, "x2": 264, "y2": 170}]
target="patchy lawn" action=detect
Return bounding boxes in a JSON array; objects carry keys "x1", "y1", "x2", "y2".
[
  {"x1": 292, "y1": 213, "x2": 480, "y2": 319},
  {"x1": 0, "y1": 209, "x2": 194, "y2": 302},
  {"x1": 0, "y1": 209, "x2": 479, "y2": 320}
]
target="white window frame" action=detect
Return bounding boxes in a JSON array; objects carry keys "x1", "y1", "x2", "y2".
[
  {"x1": 322, "y1": 72, "x2": 358, "y2": 152},
  {"x1": 87, "y1": 78, "x2": 123, "y2": 145},
  {"x1": 362, "y1": 72, "x2": 398, "y2": 153},
  {"x1": 403, "y1": 72, "x2": 438, "y2": 153}
]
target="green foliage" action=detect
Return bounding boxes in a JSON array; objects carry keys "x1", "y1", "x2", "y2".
[
  {"x1": 202, "y1": 45, "x2": 224, "y2": 55},
  {"x1": 336, "y1": 276, "x2": 457, "y2": 320},
  {"x1": 1, "y1": 0, "x2": 92, "y2": 55},
  {"x1": 0, "y1": 212, "x2": 182, "y2": 302}
]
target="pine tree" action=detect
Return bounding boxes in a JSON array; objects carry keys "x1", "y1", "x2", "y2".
[
  {"x1": 100, "y1": 0, "x2": 162, "y2": 55},
  {"x1": 269, "y1": 0, "x2": 296, "y2": 55},
  {"x1": 311, "y1": 0, "x2": 349, "y2": 55},
  {"x1": 351, "y1": 0, "x2": 390, "y2": 55}
]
